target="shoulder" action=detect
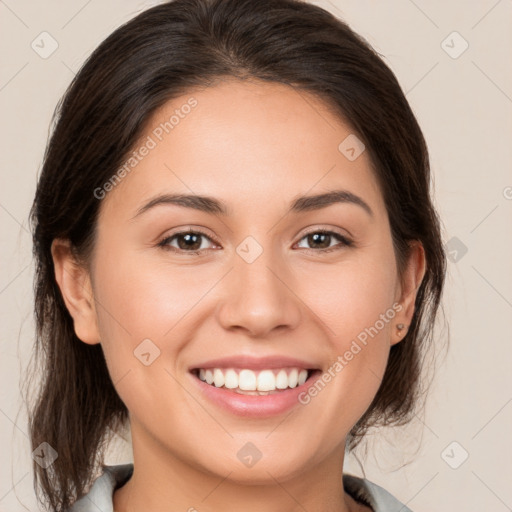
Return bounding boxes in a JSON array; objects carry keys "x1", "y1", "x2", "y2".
[
  {"x1": 69, "y1": 463, "x2": 134, "y2": 512},
  {"x1": 343, "y1": 473, "x2": 414, "y2": 512}
]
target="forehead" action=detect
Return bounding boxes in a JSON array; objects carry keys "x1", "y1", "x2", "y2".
[{"x1": 99, "y1": 78, "x2": 385, "y2": 222}]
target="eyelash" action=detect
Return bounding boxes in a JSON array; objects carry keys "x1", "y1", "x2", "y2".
[{"x1": 157, "y1": 228, "x2": 354, "y2": 256}]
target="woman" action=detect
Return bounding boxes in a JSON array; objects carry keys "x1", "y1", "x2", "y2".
[{"x1": 28, "y1": 0, "x2": 446, "y2": 510}]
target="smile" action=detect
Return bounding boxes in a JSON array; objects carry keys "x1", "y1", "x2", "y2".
[
  {"x1": 188, "y1": 355, "x2": 322, "y2": 417},
  {"x1": 193, "y1": 367, "x2": 310, "y2": 395}
]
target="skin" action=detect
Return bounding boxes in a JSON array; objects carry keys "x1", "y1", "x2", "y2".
[{"x1": 52, "y1": 78, "x2": 425, "y2": 512}]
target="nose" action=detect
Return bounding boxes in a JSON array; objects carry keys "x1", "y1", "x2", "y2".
[{"x1": 215, "y1": 243, "x2": 302, "y2": 338}]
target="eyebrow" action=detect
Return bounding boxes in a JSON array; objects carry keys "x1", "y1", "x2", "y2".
[{"x1": 132, "y1": 189, "x2": 374, "y2": 219}]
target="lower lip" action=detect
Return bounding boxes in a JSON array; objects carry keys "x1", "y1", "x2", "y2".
[{"x1": 189, "y1": 371, "x2": 321, "y2": 418}]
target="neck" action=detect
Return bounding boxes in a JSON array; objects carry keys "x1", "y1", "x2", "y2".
[{"x1": 113, "y1": 420, "x2": 360, "y2": 512}]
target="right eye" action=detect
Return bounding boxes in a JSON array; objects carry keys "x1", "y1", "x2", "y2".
[{"x1": 157, "y1": 229, "x2": 219, "y2": 255}]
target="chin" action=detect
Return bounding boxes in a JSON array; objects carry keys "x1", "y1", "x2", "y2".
[{"x1": 193, "y1": 448, "x2": 315, "y2": 486}]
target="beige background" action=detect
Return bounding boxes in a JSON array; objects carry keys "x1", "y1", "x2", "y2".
[{"x1": 1, "y1": 0, "x2": 511, "y2": 510}]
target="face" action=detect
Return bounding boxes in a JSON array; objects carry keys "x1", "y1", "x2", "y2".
[{"x1": 55, "y1": 78, "x2": 423, "y2": 484}]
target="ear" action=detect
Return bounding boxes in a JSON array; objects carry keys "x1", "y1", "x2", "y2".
[
  {"x1": 392, "y1": 240, "x2": 426, "y2": 346},
  {"x1": 51, "y1": 239, "x2": 100, "y2": 345}
]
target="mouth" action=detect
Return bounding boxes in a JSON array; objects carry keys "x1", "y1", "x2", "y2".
[
  {"x1": 188, "y1": 355, "x2": 323, "y2": 417},
  {"x1": 190, "y1": 367, "x2": 321, "y2": 395}
]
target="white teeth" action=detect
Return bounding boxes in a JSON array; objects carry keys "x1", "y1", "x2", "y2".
[
  {"x1": 288, "y1": 368, "x2": 298, "y2": 388},
  {"x1": 213, "y1": 368, "x2": 224, "y2": 388},
  {"x1": 275, "y1": 370, "x2": 288, "y2": 389},
  {"x1": 196, "y1": 367, "x2": 310, "y2": 392},
  {"x1": 224, "y1": 369, "x2": 238, "y2": 389},
  {"x1": 257, "y1": 370, "x2": 276, "y2": 391},
  {"x1": 238, "y1": 369, "x2": 257, "y2": 391}
]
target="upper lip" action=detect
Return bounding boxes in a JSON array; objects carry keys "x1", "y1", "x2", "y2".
[{"x1": 189, "y1": 355, "x2": 321, "y2": 371}]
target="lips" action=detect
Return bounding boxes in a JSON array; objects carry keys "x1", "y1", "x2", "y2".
[
  {"x1": 189, "y1": 354, "x2": 321, "y2": 372},
  {"x1": 188, "y1": 355, "x2": 322, "y2": 416}
]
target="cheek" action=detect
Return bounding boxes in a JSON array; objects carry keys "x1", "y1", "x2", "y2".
[
  {"x1": 92, "y1": 247, "x2": 210, "y2": 345},
  {"x1": 92, "y1": 236, "x2": 398, "y2": 369},
  {"x1": 89, "y1": 247, "x2": 200, "y2": 415},
  {"x1": 308, "y1": 251, "x2": 398, "y2": 346},
  {"x1": 297, "y1": 249, "x2": 398, "y2": 422}
]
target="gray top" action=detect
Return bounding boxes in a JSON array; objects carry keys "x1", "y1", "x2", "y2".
[{"x1": 69, "y1": 463, "x2": 413, "y2": 512}]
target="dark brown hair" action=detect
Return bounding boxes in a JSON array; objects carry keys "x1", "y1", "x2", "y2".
[{"x1": 27, "y1": 0, "x2": 446, "y2": 509}]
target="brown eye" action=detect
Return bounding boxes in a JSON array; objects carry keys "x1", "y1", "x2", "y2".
[
  {"x1": 158, "y1": 230, "x2": 217, "y2": 254},
  {"x1": 295, "y1": 230, "x2": 353, "y2": 252}
]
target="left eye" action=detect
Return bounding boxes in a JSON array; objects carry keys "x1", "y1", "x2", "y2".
[{"x1": 295, "y1": 230, "x2": 352, "y2": 252}]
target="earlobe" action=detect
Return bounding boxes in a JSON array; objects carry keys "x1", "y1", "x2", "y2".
[
  {"x1": 51, "y1": 239, "x2": 101, "y2": 345},
  {"x1": 392, "y1": 241, "x2": 426, "y2": 346}
]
